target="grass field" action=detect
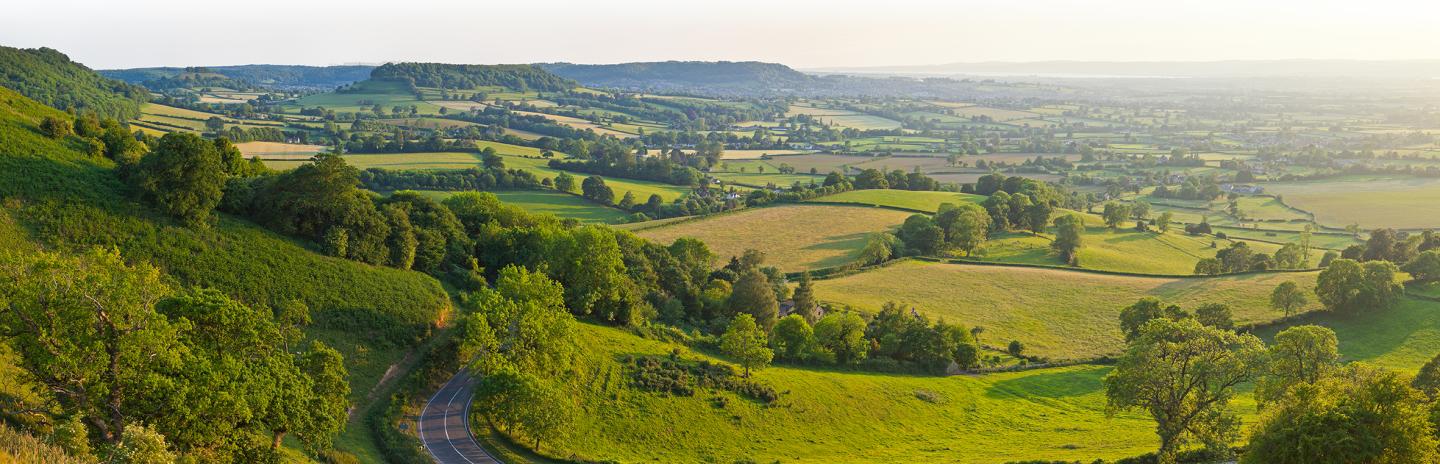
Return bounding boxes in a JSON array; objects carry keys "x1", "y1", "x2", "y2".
[
  {"x1": 809, "y1": 189, "x2": 985, "y2": 212},
  {"x1": 494, "y1": 153, "x2": 692, "y2": 203},
  {"x1": 634, "y1": 205, "x2": 913, "y2": 272},
  {"x1": 408, "y1": 190, "x2": 630, "y2": 224},
  {"x1": 720, "y1": 149, "x2": 812, "y2": 159},
  {"x1": 235, "y1": 141, "x2": 326, "y2": 158},
  {"x1": 1267, "y1": 176, "x2": 1440, "y2": 229},
  {"x1": 813, "y1": 260, "x2": 1322, "y2": 360},
  {"x1": 542, "y1": 323, "x2": 1158, "y2": 463},
  {"x1": 785, "y1": 104, "x2": 902, "y2": 130},
  {"x1": 710, "y1": 171, "x2": 825, "y2": 187}
]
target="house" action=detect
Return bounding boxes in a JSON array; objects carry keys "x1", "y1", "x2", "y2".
[{"x1": 1220, "y1": 183, "x2": 1265, "y2": 195}]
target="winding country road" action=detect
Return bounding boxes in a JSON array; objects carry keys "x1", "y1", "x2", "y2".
[{"x1": 419, "y1": 369, "x2": 499, "y2": 464}]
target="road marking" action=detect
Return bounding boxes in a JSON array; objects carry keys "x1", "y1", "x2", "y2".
[
  {"x1": 420, "y1": 369, "x2": 498, "y2": 464},
  {"x1": 444, "y1": 378, "x2": 479, "y2": 464}
]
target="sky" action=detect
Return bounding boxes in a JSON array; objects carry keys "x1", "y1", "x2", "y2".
[{"x1": 3, "y1": 0, "x2": 1438, "y2": 70}]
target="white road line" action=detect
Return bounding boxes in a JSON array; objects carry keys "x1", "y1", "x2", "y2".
[{"x1": 444, "y1": 379, "x2": 479, "y2": 464}]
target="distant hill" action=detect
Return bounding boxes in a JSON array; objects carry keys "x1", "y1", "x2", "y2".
[
  {"x1": 540, "y1": 60, "x2": 1063, "y2": 99},
  {"x1": 0, "y1": 46, "x2": 148, "y2": 120},
  {"x1": 807, "y1": 59, "x2": 1440, "y2": 79},
  {"x1": 540, "y1": 60, "x2": 812, "y2": 91},
  {"x1": 102, "y1": 64, "x2": 375, "y2": 91},
  {"x1": 369, "y1": 62, "x2": 574, "y2": 91}
]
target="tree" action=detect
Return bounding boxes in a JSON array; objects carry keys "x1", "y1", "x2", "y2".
[
  {"x1": 791, "y1": 272, "x2": 818, "y2": 323},
  {"x1": 1269, "y1": 281, "x2": 1308, "y2": 318},
  {"x1": 1156, "y1": 211, "x2": 1173, "y2": 233},
  {"x1": 1023, "y1": 202, "x2": 1053, "y2": 235},
  {"x1": 1105, "y1": 318, "x2": 1266, "y2": 464},
  {"x1": 459, "y1": 265, "x2": 578, "y2": 376},
  {"x1": 39, "y1": 115, "x2": 71, "y2": 139},
  {"x1": 1403, "y1": 250, "x2": 1440, "y2": 284},
  {"x1": 1315, "y1": 259, "x2": 1403, "y2": 314},
  {"x1": 858, "y1": 232, "x2": 898, "y2": 265},
  {"x1": 813, "y1": 312, "x2": 869, "y2": 364},
  {"x1": 1119, "y1": 297, "x2": 1184, "y2": 341},
  {"x1": 204, "y1": 116, "x2": 226, "y2": 133},
  {"x1": 1255, "y1": 325, "x2": 1338, "y2": 406},
  {"x1": 770, "y1": 314, "x2": 815, "y2": 361},
  {"x1": 1273, "y1": 243, "x2": 1306, "y2": 270},
  {"x1": 1243, "y1": 364, "x2": 1438, "y2": 464},
  {"x1": 1414, "y1": 352, "x2": 1440, "y2": 400},
  {"x1": 114, "y1": 423, "x2": 176, "y2": 464},
  {"x1": 936, "y1": 203, "x2": 990, "y2": 255},
  {"x1": 618, "y1": 191, "x2": 636, "y2": 209},
  {"x1": 899, "y1": 214, "x2": 944, "y2": 255},
  {"x1": 1052, "y1": 214, "x2": 1085, "y2": 265},
  {"x1": 1102, "y1": 202, "x2": 1131, "y2": 229},
  {"x1": 721, "y1": 314, "x2": 773, "y2": 377},
  {"x1": 132, "y1": 132, "x2": 226, "y2": 225},
  {"x1": 1007, "y1": 340, "x2": 1025, "y2": 357},
  {"x1": 728, "y1": 269, "x2": 779, "y2": 330},
  {"x1": 1132, "y1": 200, "x2": 1151, "y2": 220},
  {"x1": 1194, "y1": 303, "x2": 1234, "y2": 330},
  {"x1": 554, "y1": 172, "x2": 576, "y2": 193},
  {"x1": 580, "y1": 175, "x2": 614, "y2": 204}
]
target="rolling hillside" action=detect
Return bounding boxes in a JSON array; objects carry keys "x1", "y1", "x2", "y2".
[{"x1": 0, "y1": 46, "x2": 148, "y2": 119}]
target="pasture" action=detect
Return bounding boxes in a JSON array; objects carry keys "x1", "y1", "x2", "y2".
[
  {"x1": 634, "y1": 204, "x2": 913, "y2": 272},
  {"x1": 1266, "y1": 176, "x2": 1440, "y2": 229},
  {"x1": 235, "y1": 141, "x2": 326, "y2": 158},
  {"x1": 813, "y1": 260, "x2": 1322, "y2": 360},
  {"x1": 406, "y1": 190, "x2": 629, "y2": 224},
  {"x1": 785, "y1": 104, "x2": 902, "y2": 130},
  {"x1": 809, "y1": 189, "x2": 985, "y2": 212},
  {"x1": 975, "y1": 224, "x2": 1324, "y2": 275}
]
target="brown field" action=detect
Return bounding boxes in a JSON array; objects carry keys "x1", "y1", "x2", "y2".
[{"x1": 235, "y1": 141, "x2": 327, "y2": 158}]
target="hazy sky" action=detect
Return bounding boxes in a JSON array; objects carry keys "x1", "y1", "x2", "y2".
[{"x1": 4, "y1": 0, "x2": 1437, "y2": 69}]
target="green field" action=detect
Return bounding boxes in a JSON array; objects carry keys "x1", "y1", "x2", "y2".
[
  {"x1": 495, "y1": 153, "x2": 692, "y2": 202},
  {"x1": 809, "y1": 189, "x2": 986, "y2": 212},
  {"x1": 710, "y1": 171, "x2": 825, "y2": 187},
  {"x1": 634, "y1": 204, "x2": 914, "y2": 272},
  {"x1": 812, "y1": 260, "x2": 1322, "y2": 360},
  {"x1": 1267, "y1": 176, "x2": 1440, "y2": 229},
  {"x1": 289, "y1": 79, "x2": 444, "y2": 114},
  {"x1": 408, "y1": 190, "x2": 630, "y2": 224},
  {"x1": 974, "y1": 222, "x2": 1324, "y2": 275}
]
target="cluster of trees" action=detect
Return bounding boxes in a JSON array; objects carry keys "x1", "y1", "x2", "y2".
[
  {"x1": 1150, "y1": 176, "x2": 1222, "y2": 201},
  {"x1": 358, "y1": 162, "x2": 544, "y2": 193},
  {"x1": 851, "y1": 167, "x2": 943, "y2": 191},
  {"x1": 0, "y1": 248, "x2": 349, "y2": 462},
  {"x1": 1193, "y1": 241, "x2": 1312, "y2": 275},
  {"x1": 337, "y1": 127, "x2": 477, "y2": 153},
  {"x1": 896, "y1": 202, "x2": 992, "y2": 256}
]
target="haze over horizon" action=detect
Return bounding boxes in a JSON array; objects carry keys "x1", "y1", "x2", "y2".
[{"x1": 4, "y1": 0, "x2": 1438, "y2": 70}]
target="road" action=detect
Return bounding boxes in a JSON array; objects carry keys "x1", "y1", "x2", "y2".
[{"x1": 419, "y1": 369, "x2": 500, "y2": 464}]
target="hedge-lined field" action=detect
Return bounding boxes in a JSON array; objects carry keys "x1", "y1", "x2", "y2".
[{"x1": 634, "y1": 204, "x2": 913, "y2": 272}]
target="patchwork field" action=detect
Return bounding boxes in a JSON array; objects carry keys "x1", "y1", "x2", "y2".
[
  {"x1": 975, "y1": 225, "x2": 1323, "y2": 275},
  {"x1": 1266, "y1": 176, "x2": 1440, "y2": 229},
  {"x1": 785, "y1": 104, "x2": 902, "y2": 130},
  {"x1": 235, "y1": 141, "x2": 326, "y2": 158},
  {"x1": 408, "y1": 190, "x2": 629, "y2": 223},
  {"x1": 634, "y1": 204, "x2": 913, "y2": 272},
  {"x1": 813, "y1": 260, "x2": 1323, "y2": 360},
  {"x1": 809, "y1": 189, "x2": 985, "y2": 212}
]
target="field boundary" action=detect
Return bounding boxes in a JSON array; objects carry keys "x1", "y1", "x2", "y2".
[{"x1": 916, "y1": 256, "x2": 1322, "y2": 279}]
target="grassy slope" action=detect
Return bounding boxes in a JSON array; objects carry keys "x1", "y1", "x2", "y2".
[
  {"x1": 0, "y1": 87, "x2": 449, "y2": 462},
  {"x1": 812, "y1": 260, "x2": 1322, "y2": 360},
  {"x1": 808, "y1": 189, "x2": 986, "y2": 212},
  {"x1": 634, "y1": 204, "x2": 913, "y2": 272}
]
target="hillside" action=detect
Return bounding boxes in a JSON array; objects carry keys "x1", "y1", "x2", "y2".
[
  {"x1": 102, "y1": 64, "x2": 375, "y2": 90},
  {"x1": 369, "y1": 62, "x2": 574, "y2": 91},
  {"x1": 0, "y1": 85, "x2": 450, "y2": 460},
  {"x1": 0, "y1": 46, "x2": 148, "y2": 119}
]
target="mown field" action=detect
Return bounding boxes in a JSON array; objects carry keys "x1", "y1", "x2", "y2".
[
  {"x1": 634, "y1": 204, "x2": 913, "y2": 272},
  {"x1": 809, "y1": 189, "x2": 985, "y2": 212},
  {"x1": 1267, "y1": 176, "x2": 1440, "y2": 229},
  {"x1": 812, "y1": 260, "x2": 1322, "y2": 360},
  {"x1": 975, "y1": 222, "x2": 1325, "y2": 275},
  {"x1": 409, "y1": 189, "x2": 629, "y2": 224}
]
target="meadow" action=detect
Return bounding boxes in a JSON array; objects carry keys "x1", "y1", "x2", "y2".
[
  {"x1": 409, "y1": 189, "x2": 630, "y2": 224},
  {"x1": 634, "y1": 204, "x2": 913, "y2": 272},
  {"x1": 1266, "y1": 176, "x2": 1440, "y2": 229},
  {"x1": 785, "y1": 104, "x2": 903, "y2": 130},
  {"x1": 808, "y1": 189, "x2": 985, "y2": 212},
  {"x1": 812, "y1": 259, "x2": 1322, "y2": 360},
  {"x1": 235, "y1": 141, "x2": 326, "y2": 158}
]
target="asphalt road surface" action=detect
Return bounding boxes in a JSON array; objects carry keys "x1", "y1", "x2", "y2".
[{"x1": 419, "y1": 369, "x2": 500, "y2": 464}]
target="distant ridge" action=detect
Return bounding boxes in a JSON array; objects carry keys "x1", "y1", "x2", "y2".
[
  {"x1": 101, "y1": 64, "x2": 375, "y2": 90},
  {"x1": 805, "y1": 59, "x2": 1440, "y2": 79},
  {"x1": 539, "y1": 61, "x2": 812, "y2": 90}
]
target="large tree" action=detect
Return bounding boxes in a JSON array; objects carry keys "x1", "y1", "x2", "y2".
[
  {"x1": 1270, "y1": 281, "x2": 1308, "y2": 318},
  {"x1": 813, "y1": 312, "x2": 869, "y2": 364},
  {"x1": 132, "y1": 132, "x2": 226, "y2": 225},
  {"x1": 728, "y1": 268, "x2": 779, "y2": 330},
  {"x1": 1052, "y1": 214, "x2": 1085, "y2": 265},
  {"x1": 720, "y1": 314, "x2": 773, "y2": 377},
  {"x1": 1105, "y1": 318, "x2": 1266, "y2": 464},
  {"x1": 936, "y1": 203, "x2": 991, "y2": 256}
]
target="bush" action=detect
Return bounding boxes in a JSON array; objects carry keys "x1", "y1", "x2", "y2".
[{"x1": 627, "y1": 355, "x2": 779, "y2": 403}]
